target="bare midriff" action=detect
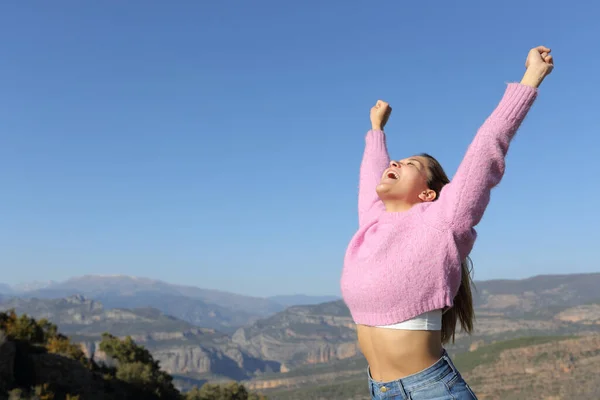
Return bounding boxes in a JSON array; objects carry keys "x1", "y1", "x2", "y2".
[{"x1": 357, "y1": 324, "x2": 443, "y2": 382}]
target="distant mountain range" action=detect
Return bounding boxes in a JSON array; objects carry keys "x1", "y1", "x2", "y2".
[
  {"x1": 0, "y1": 275, "x2": 339, "y2": 333},
  {"x1": 1, "y1": 272, "x2": 599, "y2": 390},
  {"x1": 0, "y1": 283, "x2": 14, "y2": 295},
  {"x1": 267, "y1": 294, "x2": 341, "y2": 307}
]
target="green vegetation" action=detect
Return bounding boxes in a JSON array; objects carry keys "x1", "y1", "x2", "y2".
[
  {"x1": 453, "y1": 335, "x2": 576, "y2": 373},
  {"x1": 97, "y1": 332, "x2": 182, "y2": 399},
  {"x1": 253, "y1": 357, "x2": 367, "y2": 380},
  {"x1": 0, "y1": 310, "x2": 267, "y2": 400},
  {"x1": 186, "y1": 383, "x2": 266, "y2": 400},
  {"x1": 532, "y1": 351, "x2": 551, "y2": 364},
  {"x1": 268, "y1": 379, "x2": 368, "y2": 400}
]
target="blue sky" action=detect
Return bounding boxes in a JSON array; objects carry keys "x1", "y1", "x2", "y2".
[{"x1": 1, "y1": 1, "x2": 598, "y2": 297}]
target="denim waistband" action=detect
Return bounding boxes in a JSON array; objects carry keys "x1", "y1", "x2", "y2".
[{"x1": 368, "y1": 349, "x2": 458, "y2": 397}]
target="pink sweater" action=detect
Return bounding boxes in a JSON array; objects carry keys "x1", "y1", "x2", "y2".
[{"x1": 340, "y1": 83, "x2": 538, "y2": 326}]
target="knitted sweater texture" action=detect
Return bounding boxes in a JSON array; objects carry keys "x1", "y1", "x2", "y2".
[{"x1": 340, "y1": 83, "x2": 538, "y2": 326}]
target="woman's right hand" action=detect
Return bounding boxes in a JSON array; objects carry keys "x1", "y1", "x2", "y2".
[
  {"x1": 521, "y1": 45, "x2": 554, "y2": 88},
  {"x1": 370, "y1": 100, "x2": 392, "y2": 131}
]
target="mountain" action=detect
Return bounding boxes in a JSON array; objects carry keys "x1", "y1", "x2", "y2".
[
  {"x1": 0, "y1": 284, "x2": 14, "y2": 295},
  {"x1": 22, "y1": 275, "x2": 283, "y2": 315},
  {"x1": 93, "y1": 292, "x2": 263, "y2": 334},
  {"x1": 0, "y1": 294, "x2": 279, "y2": 382},
  {"x1": 232, "y1": 301, "x2": 357, "y2": 371},
  {"x1": 0, "y1": 294, "x2": 192, "y2": 337},
  {"x1": 9, "y1": 275, "x2": 338, "y2": 333},
  {"x1": 14, "y1": 275, "x2": 284, "y2": 332},
  {"x1": 473, "y1": 272, "x2": 600, "y2": 317},
  {"x1": 12, "y1": 280, "x2": 56, "y2": 292},
  {"x1": 267, "y1": 295, "x2": 340, "y2": 307}
]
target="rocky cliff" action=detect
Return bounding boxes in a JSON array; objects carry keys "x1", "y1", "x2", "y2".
[
  {"x1": 462, "y1": 335, "x2": 600, "y2": 400},
  {"x1": 0, "y1": 295, "x2": 279, "y2": 382},
  {"x1": 232, "y1": 301, "x2": 358, "y2": 370}
]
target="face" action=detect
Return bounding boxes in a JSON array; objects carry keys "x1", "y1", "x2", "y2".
[{"x1": 376, "y1": 156, "x2": 437, "y2": 204}]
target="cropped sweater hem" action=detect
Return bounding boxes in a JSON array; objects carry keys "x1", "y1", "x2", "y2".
[{"x1": 349, "y1": 293, "x2": 453, "y2": 326}]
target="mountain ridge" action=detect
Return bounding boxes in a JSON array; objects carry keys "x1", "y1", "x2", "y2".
[
  {"x1": 0, "y1": 275, "x2": 339, "y2": 333},
  {"x1": 0, "y1": 274, "x2": 338, "y2": 301}
]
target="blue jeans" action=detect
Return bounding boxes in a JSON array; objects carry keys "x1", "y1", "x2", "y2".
[{"x1": 368, "y1": 350, "x2": 478, "y2": 399}]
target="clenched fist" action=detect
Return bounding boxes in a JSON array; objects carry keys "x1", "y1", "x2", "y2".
[
  {"x1": 521, "y1": 46, "x2": 555, "y2": 88},
  {"x1": 370, "y1": 100, "x2": 392, "y2": 131},
  {"x1": 526, "y1": 46, "x2": 554, "y2": 76}
]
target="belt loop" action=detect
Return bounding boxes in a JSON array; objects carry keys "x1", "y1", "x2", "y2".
[
  {"x1": 397, "y1": 378, "x2": 409, "y2": 399},
  {"x1": 367, "y1": 366, "x2": 375, "y2": 397},
  {"x1": 442, "y1": 349, "x2": 457, "y2": 374}
]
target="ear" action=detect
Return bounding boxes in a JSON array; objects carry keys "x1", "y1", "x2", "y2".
[{"x1": 418, "y1": 189, "x2": 437, "y2": 202}]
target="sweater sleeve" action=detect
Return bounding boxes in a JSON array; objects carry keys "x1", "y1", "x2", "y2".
[
  {"x1": 424, "y1": 83, "x2": 538, "y2": 232},
  {"x1": 358, "y1": 129, "x2": 390, "y2": 226}
]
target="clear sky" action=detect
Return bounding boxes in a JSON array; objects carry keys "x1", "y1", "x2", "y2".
[{"x1": 1, "y1": 1, "x2": 598, "y2": 297}]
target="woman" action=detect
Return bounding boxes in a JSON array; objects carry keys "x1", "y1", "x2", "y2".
[{"x1": 340, "y1": 45, "x2": 554, "y2": 399}]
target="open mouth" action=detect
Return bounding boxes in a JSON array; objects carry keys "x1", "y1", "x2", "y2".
[{"x1": 386, "y1": 170, "x2": 399, "y2": 180}]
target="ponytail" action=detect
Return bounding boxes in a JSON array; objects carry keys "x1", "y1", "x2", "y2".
[{"x1": 441, "y1": 257, "x2": 475, "y2": 344}]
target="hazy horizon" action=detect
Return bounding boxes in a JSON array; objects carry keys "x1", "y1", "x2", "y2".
[{"x1": 2, "y1": 271, "x2": 600, "y2": 299}]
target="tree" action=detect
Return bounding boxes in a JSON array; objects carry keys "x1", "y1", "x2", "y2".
[
  {"x1": 99, "y1": 333, "x2": 180, "y2": 399},
  {"x1": 1, "y1": 311, "x2": 267, "y2": 400},
  {"x1": 46, "y1": 335, "x2": 88, "y2": 364},
  {"x1": 0, "y1": 310, "x2": 45, "y2": 343},
  {"x1": 0, "y1": 310, "x2": 59, "y2": 345}
]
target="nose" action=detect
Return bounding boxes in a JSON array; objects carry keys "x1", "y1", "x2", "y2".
[{"x1": 390, "y1": 161, "x2": 400, "y2": 168}]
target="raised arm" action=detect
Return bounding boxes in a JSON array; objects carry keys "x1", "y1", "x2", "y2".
[
  {"x1": 358, "y1": 100, "x2": 392, "y2": 226},
  {"x1": 425, "y1": 46, "x2": 554, "y2": 232}
]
